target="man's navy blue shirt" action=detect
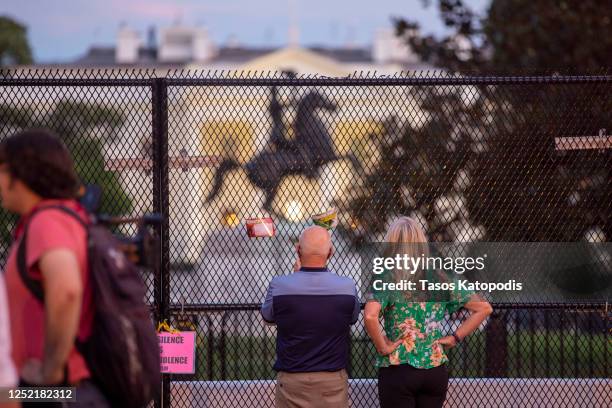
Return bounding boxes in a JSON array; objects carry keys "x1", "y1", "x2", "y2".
[{"x1": 261, "y1": 266, "x2": 360, "y2": 373}]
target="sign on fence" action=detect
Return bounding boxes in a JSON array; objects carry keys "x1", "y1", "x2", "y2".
[{"x1": 158, "y1": 331, "x2": 197, "y2": 374}]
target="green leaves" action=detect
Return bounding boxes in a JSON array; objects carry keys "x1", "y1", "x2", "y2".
[
  {"x1": 0, "y1": 16, "x2": 33, "y2": 66},
  {"x1": 397, "y1": 0, "x2": 612, "y2": 74},
  {"x1": 0, "y1": 101, "x2": 133, "y2": 254}
]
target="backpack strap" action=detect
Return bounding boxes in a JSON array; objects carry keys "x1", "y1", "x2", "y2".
[{"x1": 16, "y1": 205, "x2": 88, "y2": 302}]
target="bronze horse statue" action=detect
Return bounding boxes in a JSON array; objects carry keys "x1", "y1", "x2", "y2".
[{"x1": 205, "y1": 87, "x2": 362, "y2": 216}]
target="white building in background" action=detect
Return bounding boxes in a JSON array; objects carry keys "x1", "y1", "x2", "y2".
[
  {"x1": 157, "y1": 25, "x2": 217, "y2": 63},
  {"x1": 69, "y1": 23, "x2": 430, "y2": 73},
  {"x1": 115, "y1": 23, "x2": 217, "y2": 65},
  {"x1": 372, "y1": 28, "x2": 419, "y2": 65},
  {"x1": 115, "y1": 25, "x2": 141, "y2": 64}
]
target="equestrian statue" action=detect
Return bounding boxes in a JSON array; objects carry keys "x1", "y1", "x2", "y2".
[{"x1": 205, "y1": 86, "x2": 362, "y2": 217}]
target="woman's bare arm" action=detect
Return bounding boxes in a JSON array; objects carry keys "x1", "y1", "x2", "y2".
[
  {"x1": 438, "y1": 294, "x2": 493, "y2": 347},
  {"x1": 363, "y1": 301, "x2": 402, "y2": 356}
]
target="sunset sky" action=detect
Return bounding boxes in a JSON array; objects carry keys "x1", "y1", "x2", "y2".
[{"x1": 1, "y1": 0, "x2": 489, "y2": 62}]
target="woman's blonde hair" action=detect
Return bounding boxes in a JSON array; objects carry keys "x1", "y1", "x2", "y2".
[
  {"x1": 384, "y1": 216, "x2": 428, "y2": 246},
  {"x1": 383, "y1": 216, "x2": 430, "y2": 282}
]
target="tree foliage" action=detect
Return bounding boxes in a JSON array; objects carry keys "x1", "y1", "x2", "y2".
[
  {"x1": 340, "y1": 0, "x2": 611, "y2": 243},
  {"x1": 395, "y1": 0, "x2": 611, "y2": 74},
  {"x1": 0, "y1": 101, "x2": 133, "y2": 252},
  {"x1": 0, "y1": 16, "x2": 33, "y2": 66}
]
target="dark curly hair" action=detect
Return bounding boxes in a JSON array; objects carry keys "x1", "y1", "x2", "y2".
[{"x1": 0, "y1": 129, "x2": 80, "y2": 199}]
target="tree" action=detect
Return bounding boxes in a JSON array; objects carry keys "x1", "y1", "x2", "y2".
[
  {"x1": 0, "y1": 104, "x2": 33, "y2": 249},
  {"x1": 0, "y1": 16, "x2": 33, "y2": 66},
  {"x1": 337, "y1": 86, "x2": 482, "y2": 245},
  {"x1": 340, "y1": 0, "x2": 611, "y2": 244},
  {"x1": 395, "y1": 0, "x2": 611, "y2": 74},
  {"x1": 0, "y1": 101, "x2": 133, "y2": 256}
]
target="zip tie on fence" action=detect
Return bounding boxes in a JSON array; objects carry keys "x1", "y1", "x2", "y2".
[{"x1": 157, "y1": 319, "x2": 180, "y2": 334}]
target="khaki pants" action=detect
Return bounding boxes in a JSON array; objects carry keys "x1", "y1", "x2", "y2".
[{"x1": 275, "y1": 369, "x2": 349, "y2": 408}]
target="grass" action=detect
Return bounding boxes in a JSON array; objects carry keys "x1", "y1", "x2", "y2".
[{"x1": 168, "y1": 330, "x2": 608, "y2": 381}]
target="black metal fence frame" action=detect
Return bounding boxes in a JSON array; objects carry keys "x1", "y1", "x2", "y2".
[{"x1": 1, "y1": 72, "x2": 610, "y2": 408}]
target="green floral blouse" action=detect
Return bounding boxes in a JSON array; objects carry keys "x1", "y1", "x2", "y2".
[{"x1": 366, "y1": 271, "x2": 474, "y2": 369}]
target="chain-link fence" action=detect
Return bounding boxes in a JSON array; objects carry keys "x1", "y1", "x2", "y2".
[{"x1": 0, "y1": 70, "x2": 610, "y2": 407}]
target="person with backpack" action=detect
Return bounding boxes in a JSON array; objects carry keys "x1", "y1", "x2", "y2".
[{"x1": 0, "y1": 129, "x2": 159, "y2": 407}]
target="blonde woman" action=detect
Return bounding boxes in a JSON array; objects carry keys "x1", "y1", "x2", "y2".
[{"x1": 364, "y1": 216, "x2": 492, "y2": 408}]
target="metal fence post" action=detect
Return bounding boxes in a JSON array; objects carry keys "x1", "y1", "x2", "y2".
[
  {"x1": 152, "y1": 77, "x2": 171, "y2": 408},
  {"x1": 485, "y1": 310, "x2": 508, "y2": 377}
]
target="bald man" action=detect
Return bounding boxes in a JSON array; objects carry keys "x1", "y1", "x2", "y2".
[{"x1": 261, "y1": 226, "x2": 360, "y2": 408}]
